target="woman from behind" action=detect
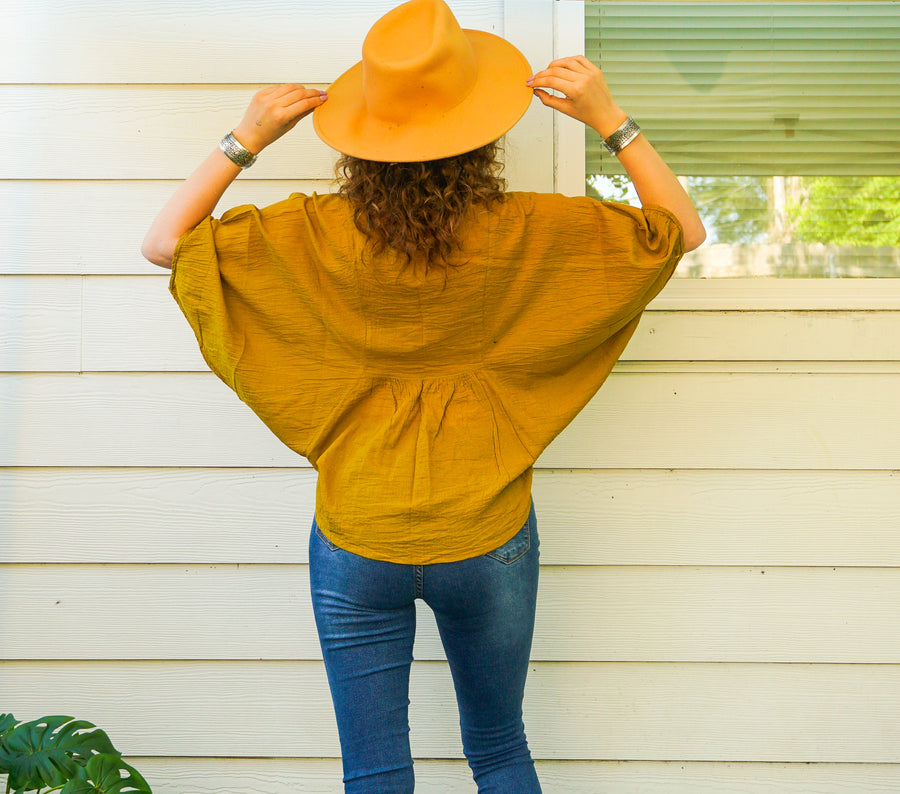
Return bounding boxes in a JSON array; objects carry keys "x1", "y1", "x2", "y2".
[{"x1": 142, "y1": 1, "x2": 704, "y2": 791}]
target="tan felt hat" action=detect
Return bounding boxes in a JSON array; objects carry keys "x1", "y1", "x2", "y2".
[{"x1": 313, "y1": 0, "x2": 533, "y2": 162}]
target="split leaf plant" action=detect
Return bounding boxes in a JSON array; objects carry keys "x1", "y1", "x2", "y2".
[{"x1": 0, "y1": 714, "x2": 151, "y2": 794}]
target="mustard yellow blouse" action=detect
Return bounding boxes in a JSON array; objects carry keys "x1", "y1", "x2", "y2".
[{"x1": 170, "y1": 192, "x2": 683, "y2": 564}]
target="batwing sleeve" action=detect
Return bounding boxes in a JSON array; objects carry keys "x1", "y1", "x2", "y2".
[
  {"x1": 483, "y1": 195, "x2": 685, "y2": 459},
  {"x1": 167, "y1": 205, "x2": 262, "y2": 389},
  {"x1": 166, "y1": 195, "x2": 368, "y2": 465}
]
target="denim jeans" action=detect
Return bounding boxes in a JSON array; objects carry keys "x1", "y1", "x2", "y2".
[{"x1": 309, "y1": 503, "x2": 542, "y2": 794}]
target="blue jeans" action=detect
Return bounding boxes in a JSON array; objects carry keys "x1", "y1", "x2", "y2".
[{"x1": 309, "y1": 504, "x2": 542, "y2": 793}]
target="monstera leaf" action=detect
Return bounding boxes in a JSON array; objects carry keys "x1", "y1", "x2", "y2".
[
  {"x1": 60, "y1": 754, "x2": 152, "y2": 794},
  {"x1": 0, "y1": 715, "x2": 118, "y2": 793},
  {"x1": 0, "y1": 713, "x2": 19, "y2": 776}
]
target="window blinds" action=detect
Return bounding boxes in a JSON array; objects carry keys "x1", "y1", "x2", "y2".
[{"x1": 585, "y1": 2, "x2": 900, "y2": 177}]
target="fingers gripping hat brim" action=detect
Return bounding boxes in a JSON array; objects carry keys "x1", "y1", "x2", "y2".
[{"x1": 314, "y1": 29, "x2": 533, "y2": 162}]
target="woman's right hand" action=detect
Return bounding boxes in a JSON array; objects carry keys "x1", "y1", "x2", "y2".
[
  {"x1": 231, "y1": 83, "x2": 328, "y2": 154},
  {"x1": 528, "y1": 55, "x2": 627, "y2": 137}
]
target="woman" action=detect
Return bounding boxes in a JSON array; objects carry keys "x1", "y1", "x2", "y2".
[{"x1": 142, "y1": 0, "x2": 705, "y2": 791}]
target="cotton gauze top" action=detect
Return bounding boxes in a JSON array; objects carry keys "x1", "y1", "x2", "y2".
[{"x1": 169, "y1": 191, "x2": 683, "y2": 563}]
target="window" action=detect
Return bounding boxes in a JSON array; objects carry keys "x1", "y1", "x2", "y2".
[{"x1": 583, "y1": 1, "x2": 900, "y2": 277}]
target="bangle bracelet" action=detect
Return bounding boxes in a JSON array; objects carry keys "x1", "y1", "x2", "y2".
[
  {"x1": 602, "y1": 116, "x2": 641, "y2": 156},
  {"x1": 219, "y1": 132, "x2": 258, "y2": 169}
]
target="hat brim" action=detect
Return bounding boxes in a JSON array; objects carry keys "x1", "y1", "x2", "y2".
[{"x1": 313, "y1": 30, "x2": 533, "y2": 162}]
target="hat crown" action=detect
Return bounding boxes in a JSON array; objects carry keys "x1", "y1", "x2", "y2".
[{"x1": 362, "y1": 0, "x2": 478, "y2": 125}]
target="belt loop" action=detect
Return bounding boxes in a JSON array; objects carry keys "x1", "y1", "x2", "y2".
[{"x1": 414, "y1": 565, "x2": 424, "y2": 599}]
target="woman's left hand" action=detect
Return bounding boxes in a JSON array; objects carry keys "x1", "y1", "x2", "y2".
[
  {"x1": 232, "y1": 83, "x2": 328, "y2": 154},
  {"x1": 529, "y1": 56, "x2": 625, "y2": 137}
]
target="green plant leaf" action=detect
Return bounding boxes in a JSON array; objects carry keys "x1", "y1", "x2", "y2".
[
  {"x1": 60, "y1": 754, "x2": 152, "y2": 794},
  {"x1": 0, "y1": 713, "x2": 20, "y2": 776},
  {"x1": 0, "y1": 716, "x2": 118, "y2": 793}
]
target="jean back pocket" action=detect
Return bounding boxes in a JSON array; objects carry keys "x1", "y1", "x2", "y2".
[
  {"x1": 486, "y1": 511, "x2": 534, "y2": 564},
  {"x1": 313, "y1": 520, "x2": 341, "y2": 552}
]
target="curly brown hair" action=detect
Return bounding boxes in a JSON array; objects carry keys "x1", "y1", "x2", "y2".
[{"x1": 335, "y1": 142, "x2": 506, "y2": 271}]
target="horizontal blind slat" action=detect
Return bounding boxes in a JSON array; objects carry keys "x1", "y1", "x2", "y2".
[{"x1": 585, "y1": 2, "x2": 900, "y2": 176}]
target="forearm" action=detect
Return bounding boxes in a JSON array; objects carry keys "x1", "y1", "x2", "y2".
[
  {"x1": 141, "y1": 84, "x2": 328, "y2": 270},
  {"x1": 530, "y1": 57, "x2": 706, "y2": 252},
  {"x1": 141, "y1": 146, "x2": 242, "y2": 269},
  {"x1": 595, "y1": 116, "x2": 706, "y2": 251}
]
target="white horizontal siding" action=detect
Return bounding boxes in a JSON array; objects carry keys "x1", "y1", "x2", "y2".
[
  {"x1": 4, "y1": 0, "x2": 900, "y2": 791},
  {"x1": 3, "y1": 174, "x2": 900, "y2": 304},
  {"x1": 7, "y1": 275, "x2": 900, "y2": 369},
  {"x1": 2, "y1": 468, "x2": 898, "y2": 565},
  {"x1": 5, "y1": 661, "x2": 900, "y2": 761},
  {"x1": 0, "y1": 86, "x2": 335, "y2": 181},
  {"x1": 0, "y1": 181, "x2": 332, "y2": 276},
  {"x1": 72, "y1": 294, "x2": 900, "y2": 369},
  {"x1": 118, "y1": 758, "x2": 900, "y2": 794},
  {"x1": 2, "y1": 371, "x2": 897, "y2": 468},
  {"x1": 0, "y1": 89, "x2": 547, "y2": 185},
  {"x1": 0, "y1": 278, "x2": 83, "y2": 371},
  {"x1": 0, "y1": 1, "x2": 506, "y2": 84},
  {"x1": 5, "y1": 563, "x2": 900, "y2": 663}
]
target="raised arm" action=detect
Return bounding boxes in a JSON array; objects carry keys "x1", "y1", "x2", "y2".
[
  {"x1": 141, "y1": 84, "x2": 327, "y2": 269},
  {"x1": 529, "y1": 56, "x2": 706, "y2": 252}
]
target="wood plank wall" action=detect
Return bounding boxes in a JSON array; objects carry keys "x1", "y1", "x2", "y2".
[{"x1": 3, "y1": 1, "x2": 900, "y2": 791}]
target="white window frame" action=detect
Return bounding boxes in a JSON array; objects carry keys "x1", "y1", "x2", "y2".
[{"x1": 545, "y1": 0, "x2": 900, "y2": 310}]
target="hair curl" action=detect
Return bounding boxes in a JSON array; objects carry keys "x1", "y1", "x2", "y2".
[{"x1": 335, "y1": 142, "x2": 506, "y2": 271}]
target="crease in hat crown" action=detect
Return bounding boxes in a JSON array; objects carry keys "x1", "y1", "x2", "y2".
[
  {"x1": 313, "y1": 0, "x2": 533, "y2": 161},
  {"x1": 362, "y1": 0, "x2": 478, "y2": 125}
]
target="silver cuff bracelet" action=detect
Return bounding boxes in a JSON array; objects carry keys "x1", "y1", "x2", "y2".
[
  {"x1": 602, "y1": 116, "x2": 641, "y2": 156},
  {"x1": 219, "y1": 132, "x2": 258, "y2": 169}
]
